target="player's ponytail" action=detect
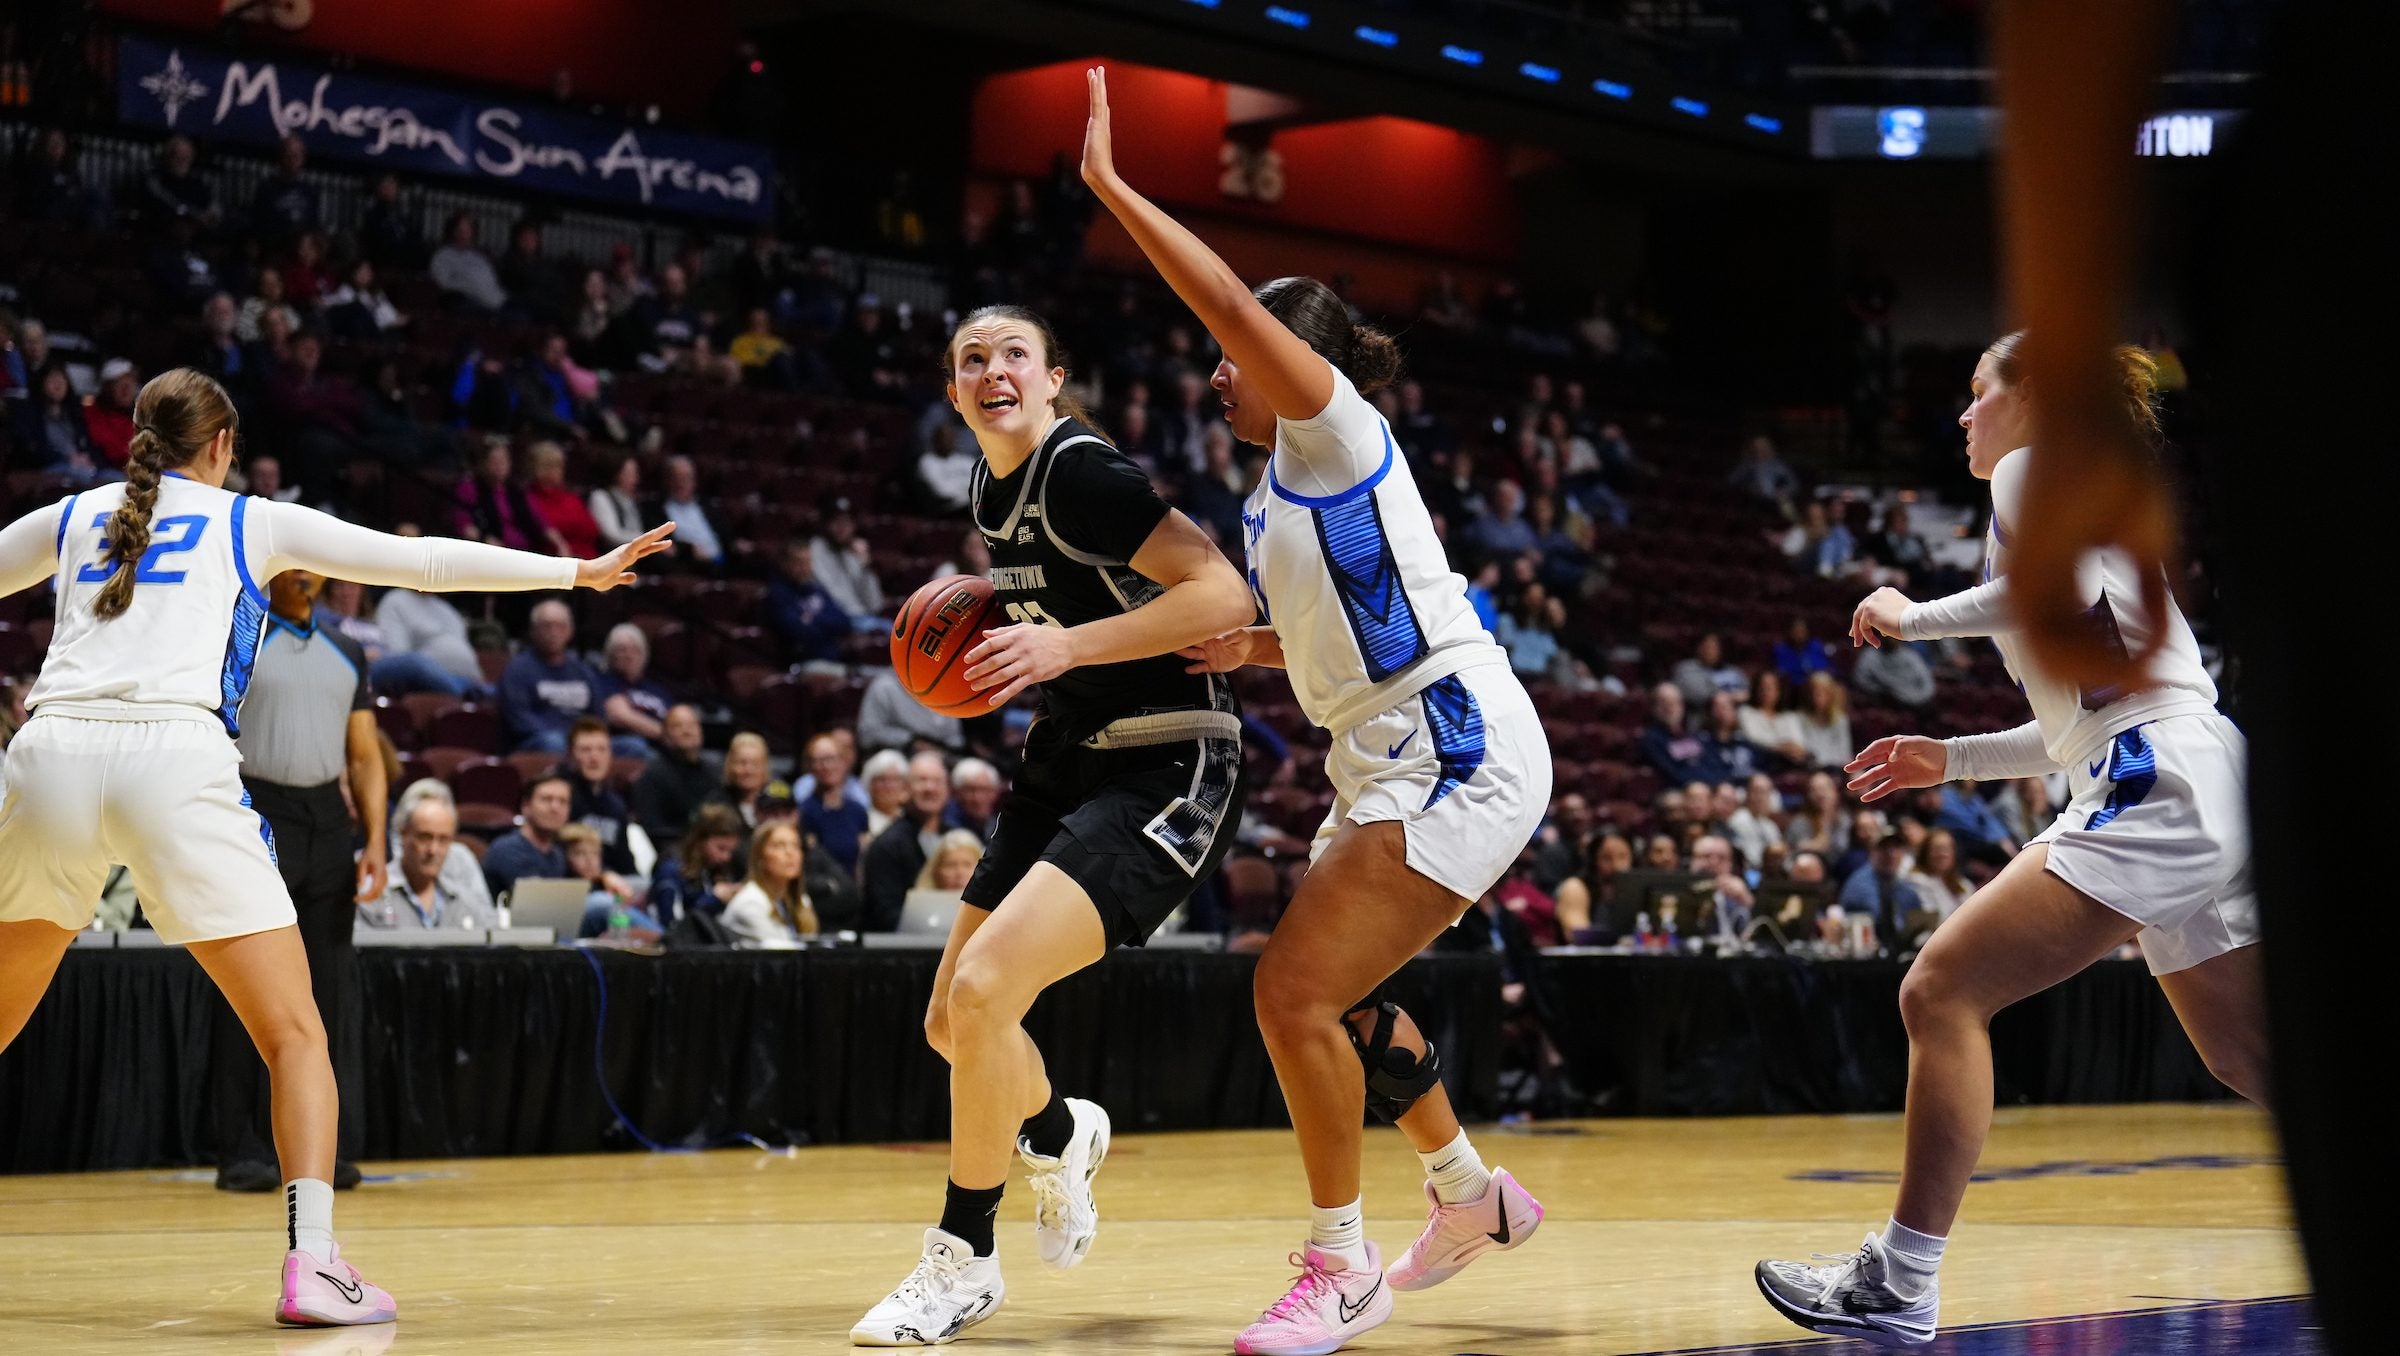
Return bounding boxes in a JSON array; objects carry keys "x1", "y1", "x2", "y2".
[
  {"x1": 1984, "y1": 330, "x2": 2164, "y2": 456},
  {"x1": 91, "y1": 368, "x2": 238, "y2": 622},
  {"x1": 1255, "y1": 276, "x2": 1403, "y2": 396}
]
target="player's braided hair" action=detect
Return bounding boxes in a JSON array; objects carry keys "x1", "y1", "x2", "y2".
[{"x1": 92, "y1": 368, "x2": 238, "y2": 621}]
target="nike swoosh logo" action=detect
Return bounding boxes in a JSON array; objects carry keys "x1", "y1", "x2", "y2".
[
  {"x1": 2088, "y1": 759, "x2": 2106, "y2": 778},
  {"x1": 317, "y1": 1271, "x2": 365, "y2": 1305},
  {"x1": 1388, "y1": 730, "x2": 1416, "y2": 760},
  {"x1": 1488, "y1": 1193, "x2": 1511, "y2": 1245},
  {"x1": 1337, "y1": 1275, "x2": 1383, "y2": 1324},
  {"x1": 941, "y1": 1291, "x2": 998, "y2": 1338}
]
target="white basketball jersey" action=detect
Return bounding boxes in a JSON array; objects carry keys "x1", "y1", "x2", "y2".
[
  {"x1": 1983, "y1": 448, "x2": 2219, "y2": 766},
  {"x1": 1240, "y1": 365, "x2": 1507, "y2": 734},
  {"x1": 28, "y1": 476, "x2": 269, "y2": 733}
]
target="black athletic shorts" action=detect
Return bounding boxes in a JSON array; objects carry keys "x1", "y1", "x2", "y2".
[{"x1": 961, "y1": 715, "x2": 1246, "y2": 947}]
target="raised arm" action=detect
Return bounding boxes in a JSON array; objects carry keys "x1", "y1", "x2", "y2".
[
  {"x1": 254, "y1": 500, "x2": 672, "y2": 592},
  {"x1": 1080, "y1": 66, "x2": 1333, "y2": 423},
  {"x1": 0, "y1": 502, "x2": 64, "y2": 600}
]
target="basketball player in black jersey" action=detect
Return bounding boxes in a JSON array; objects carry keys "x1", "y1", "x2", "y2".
[{"x1": 851, "y1": 305, "x2": 1255, "y2": 1346}]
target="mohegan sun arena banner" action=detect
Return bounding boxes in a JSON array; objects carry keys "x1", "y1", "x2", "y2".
[{"x1": 117, "y1": 34, "x2": 774, "y2": 224}]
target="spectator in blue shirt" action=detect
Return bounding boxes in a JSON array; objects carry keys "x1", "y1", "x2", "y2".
[
  {"x1": 482, "y1": 774, "x2": 574, "y2": 902},
  {"x1": 767, "y1": 539, "x2": 851, "y2": 665},
  {"x1": 646, "y1": 804, "x2": 747, "y2": 929},
  {"x1": 500, "y1": 600, "x2": 644, "y2": 756},
  {"x1": 798, "y1": 732, "x2": 872, "y2": 876},
  {"x1": 1468, "y1": 478, "x2": 1539, "y2": 563},
  {"x1": 1837, "y1": 832, "x2": 1923, "y2": 953},
  {"x1": 1936, "y1": 781, "x2": 2019, "y2": 867},
  {"x1": 1695, "y1": 690, "x2": 1764, "y2": 785},
  {"x1": 1641, "y1": 683, "x2": 1711, "y2": 786},
  {"x1": 1773, "y1": 617, "x2": 1835, "y2": 687}
]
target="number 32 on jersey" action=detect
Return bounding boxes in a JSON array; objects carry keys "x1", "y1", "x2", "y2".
[{"x1": 1003, "y1": 600, "x2": 1061, "y2": 628}]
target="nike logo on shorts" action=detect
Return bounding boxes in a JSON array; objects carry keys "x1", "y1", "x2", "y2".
[
  {"x1": 2088, "y1": 758, "x2": 2106, "y2": 779},
  {"x1": 1388, "y1": 730, "x2": 1416, "y2": 760}
]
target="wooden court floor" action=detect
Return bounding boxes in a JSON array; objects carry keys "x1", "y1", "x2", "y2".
[{"x1": 0, "y1": 1103, "x2": 2302, "y2": 1354}]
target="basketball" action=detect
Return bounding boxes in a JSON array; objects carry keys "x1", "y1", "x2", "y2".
[{"x1": 891, "y1": 574, "x2": 1000, "y2": 717}]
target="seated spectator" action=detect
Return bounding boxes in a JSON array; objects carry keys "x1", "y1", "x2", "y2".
[
  {"x1": 632, "y1": 704, "x2": 716, "y2": 845},
  {"x1": 1935, "y1": 780, "x2": 2018, "y2": 866},
  {"x1": 454, "y1": 440, "x2": 561, "y2": 552},
  {"x1": 322, "y1": 258, "x2": 406, "y2": 340},
  {"x1": 1696, "y1": 690, "x2": 1764, "y2": 784},
  {"x1": 1689, "y1": 835, "x2": 1757, "y2": 944},
  {"x1": 588, "y1": 452, "x2": 650, "y2": 549},
  {"x1": 1531, "y1": 792, "x2": 1594, "y2": 894},
  {"x1": 498, "y1": 220, "x2": 572, "y2": 325},
  {"x1": 481, "y1": 774, "x2": 575, "y2": 901},
  {"x1": 916, "y1": 420, "x2": 978, "y2": 513},
  {"x1": 357, "y1": 360, "x2": 457, "y2": 473},
  {"x1": 1738, "y1": 670, "x2": 1812, "y2": 768},
  {"x1": 1725, "y1": 772, "x2": 1786, "y2": 872},
  {"x1": 374, "y1": 579, "x2": 488, "y2": 694},
  {"x1": 251, "y1": 136, "x2": 320, "y2": 247},
  {"x1": 1553, "y1": 831, "x2": 1633, "y2": 938},
  {"x1": 862, "y1": 750, "x2": 913, "y2": 837},
  {"x1": 768, "y1": 539, "x2": 851, "y2": 665},
  {"x1": 5, "y1": 316, "x2": 60, "y2": 396},
  {"x1": 1994, "y1": 776, "x2": 2058, "y2": 845},
  {"x1": 1797, "y1": 672, "x2": 1855, "y2": 769},
  {"x1": 1834, "y1": 807, "x2": 1890, "y2": 883},
  {"x1": 1639, "y1": 683, "x2": 1710, "y2": 786},
  {"x1": 912, "y1": 828, "x2": 987, "y2": 893},
  {"x1": 829, "y1": 293, "x2": 906, "y2": 398},
  {"x1": 798, "y1": 732, "x2": 872, "y2": 876},
  {"x1": 282, "y1": 231, "x2": 332, "y2": 308},
  {"x1": 1671, "y1": 633, "x2": 1746, "y2": 711},
  {"x1": 659, "y1": 455, "x2": 725, "y2": 566},
  {"x1": 1643, "y1": 833, "x2": 1682, "y2": 871},
  {"x1": 1180, "y1": 425, "x2": 1248, "y2": 548},
  {"x1": 141, "y1": 135, "x2": 220, "y2": 232},
  {"x1": 236, "y1": 267, "x2": 303, "y2": 343},
  {"x1": 857, "y1": 667, "x2": 964, "y2": 756},
  {"x1": 358, "y1": 172, "x2": 421, "y2": 269},
  {"x1": 1904, "y1": 828, "x2": 1975, "y2": 925},
  {"x1": 11, "y1": 367, "x2": 109, "y2": 483},
  {"x1": 722, "y1": 821, "x2": 819, "y2": 948},
  {"x1": 646, "y1": 803, "x2": 747, "y2": 929},
  {"x1": 558, "y1": 717, "x2": 639, "y2": 876},
  {"x1": 1468, "y1": 478, "x2": 1538, "y2": 563},
  {"x1": 1786, "y1": 770, "x2": 1853, "y2": 864},
  {"x1": 525, "y1": 333, "x2": 623, "y2": 444},
  {"x1": 431, "y1": 212, "x2": 509, "y2": 312},
  {"x1": 570, "y1": 268, "x2": 616, "y2": 360},
  {"x1": 622, "y1": 262, "x2": 703, "y2": 373},
  {"x1": 81, "y1": 359, "x2": 139, "y2": 468},
  {"x1": 1728, "y1": 434, "x2": 1798, "y2": 504},
  {"x1": 1851, "y1": 635, "x2": 1937, "y2": 708},
  {"x1": 1837, "y1": 831, "x2": 1922, "y2": 952},
  {"x1": 243, "y1": 454, "x2": 301, "y2": 504},
  {"x1": 361, "y1": 796, "x2": 497, "y2": 931},
  {"x1": 707, "y1": 731, "x2": 793, "y2": 828},
  {"x1": 1778, "y1": 498, "x2": 1832, "y2": 564},
  {"x1": 1815, "y1": 501, "x2": 1864, "y2": 578},
  {"x1": 810, "y1": 502, "x2": 887, "y2": 623},
  {"x1": 193, "y1": 293, "x2": 260, "y2": 408},
  {"x1": 950, "y1": 758, "x2": 1002, "y2": 837},
  {"x1": 591, "y1": 623, "x2": 670, "y2": 747},
  {"x1": 560, "y1": 823, "x2": 654, "y2": 939},
  {"x1": 1864, "y1": 502, "x2": 1935, "y2": 581},
  {"x1": 320, "y1": 578, "x2": 480, "y2": 699},
  {"x1": 1774, "y1": 617, "x2": 1835, "y2": 686},
  {"x1": 500, "y1": 600, "x2": 608, "y2": 754},
  {"x1": 268, "y1": 332, "x2": 368, "y2": 501},
  {"x1": 729, "y1": 307, "x2": 796, "y2": 385},
  {"x1": 861, "y1": 751, "x2": 957, "y2": 931},
  {"x1": 523, "y1": 441, "x2": 601, "y2": 558},
  {"x1": 1494, "y1": 586, "x2": 1563, "y2": 679}
]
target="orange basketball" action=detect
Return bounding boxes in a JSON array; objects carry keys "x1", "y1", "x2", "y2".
[{"x1": 891, "y1": 574, "x2": 1001, "y2": 718}]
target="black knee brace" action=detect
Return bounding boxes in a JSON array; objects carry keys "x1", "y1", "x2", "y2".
[{"x1": 1344, "y1": 996, "x2": 1443, "y2": 1122}]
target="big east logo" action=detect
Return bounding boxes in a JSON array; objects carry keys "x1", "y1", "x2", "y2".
[{"x1": 917, "y1": 587, "x2": 983, "y2": 659}]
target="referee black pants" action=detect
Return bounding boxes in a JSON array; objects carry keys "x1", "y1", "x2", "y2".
[{"x1": 210, "y1": 778, "x2": 365, "y2": 1170}]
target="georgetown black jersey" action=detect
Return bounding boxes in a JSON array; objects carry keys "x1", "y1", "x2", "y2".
[{"x1": 969, "y1": 416, "x2": 1221, "y2": 744}]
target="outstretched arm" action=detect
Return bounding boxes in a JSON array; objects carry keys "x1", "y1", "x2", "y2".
[
  {"x1": 1080, "y1": 66, "x2": 1334, "y2": 423},
  {"x1": 256, "y1": 501, "x2": 672, "y2": 592}
]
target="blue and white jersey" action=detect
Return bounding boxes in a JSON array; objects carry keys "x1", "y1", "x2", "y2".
[
  {"x1": 1, "y1": 477, "x2": 577, "y2": 735},
  {"x1": 30, "y1": 476, "x2": 271, "y2": 733},
  {"x1": 1241, "y1": 363, "x2": 1508, "y2": 734}
]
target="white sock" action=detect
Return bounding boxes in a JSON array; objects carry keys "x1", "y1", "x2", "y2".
[
  {"x1": 1880, "y1": 1217, "x2": 1946, "y2": 1295},
  {"x1": 1308, "y1": 1197, "x2": 1368, "y2": 1270},
  {"x1": 286, "y1": 1179, "x2": 335, "y2": 1263},
  {"x1": 1418, "y1": 1130, "x2": 1495, "y2": 1205}
]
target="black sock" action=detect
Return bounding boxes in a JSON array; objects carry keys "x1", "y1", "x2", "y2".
[
  {"x1": 940, "y1": 1179, "x2": 1005, "y2": 1257},
  {"x1": 1018, "y1": 1092, "x2": 1075, "y2": 1161}
]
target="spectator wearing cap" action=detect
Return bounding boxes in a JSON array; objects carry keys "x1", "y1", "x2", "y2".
[
  {"x1": 251, "y1": 135, "x2": 321, "y2": 247},
  {"x1": 83, "y1": 359, "x2": 140, "y2": 467},
  {"x1": 659, "y1": 455, "x2": 725, "y2": 566},
  {"x1": 1640, "y1": 683, "x2": 1710, "y2": 786},
  {"x1": 500, "y1": 600, "x2": 610, "y2": 755},
  {"x1": 558, "y1": 717, "x2": 640, "y2": 876},
  {"x1": 431, "y1": 213, "x2": 508, "y2": 313},
  {"x1": 482, "y1": 774, "x2": 575, "y2": 902},
  {"x1": 632, "y1": 704, "x2": 716, "y2": 846},
  {"x1": 1838, "y1": 831, "x2": 1923, "y2": 952},
  {"x1": 1670, "y1": 633, "x2": 1747, "y2": 712},
  {"x1": 768, "y1": 539, "x2": 851, "y2": 665},
  {"x1": 810, "y1": 502, "x2": 887, "y2": 624}
]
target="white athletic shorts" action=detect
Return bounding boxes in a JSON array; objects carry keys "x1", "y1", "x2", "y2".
[
  {"x1": 2034, "y1": 710, "x2": 2258, "y2": 976},
  {"x1": 0, "y1": 713, "x2": 296, "y2": 944},
  {"x1": 1311, "y1": 661, "x2": 1553, "y2": 903}
]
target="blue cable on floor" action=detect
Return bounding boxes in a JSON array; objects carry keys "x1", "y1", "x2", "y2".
[{"x1": 578, "y1": 943, "x2": 794, "y2": 1157}]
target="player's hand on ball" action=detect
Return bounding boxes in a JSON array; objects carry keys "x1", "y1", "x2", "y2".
[
  {"x1": 1082, "y1": 67, "x2": 1117, "y2": 190},
  {"x1": 577, "y1": 522, "x2": 676, "y2": 591},
  {"x1": 1844, "y1": 735, "x2": 1946, "y2": 802},
  {"x1": 1850, "y1": 586, "x2": 1912, "y2": 648},
  {"x1": 964, "y1": 623, "x2": 1079, "y2": 708},
  {"x1": 1177, "y1": 628, "x2": 1254, "y2": 674}
]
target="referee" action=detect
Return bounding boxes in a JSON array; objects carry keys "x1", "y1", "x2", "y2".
[{"x1": 210, "y1": 567, "x2": 387, "y2": 1192}]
